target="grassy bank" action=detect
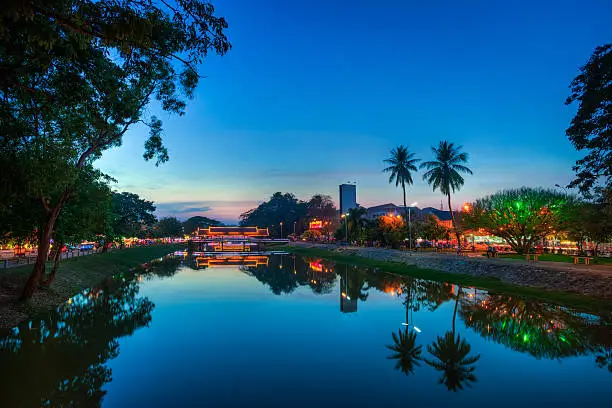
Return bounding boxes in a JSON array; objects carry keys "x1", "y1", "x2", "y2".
[
  {"x1": 0, "y1": 244, "x2": 183, "y2": 328},
  {"x1": 498, "y1": 253, "x2": 612, "y2": 265},
  {"x1": 279, "y1": 245, "x2": 612, "y2": 313}
]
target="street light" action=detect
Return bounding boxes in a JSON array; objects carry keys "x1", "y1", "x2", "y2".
[
  {"x1": 293, "y1": 221, "x2": 297, "y2": 236},
  {"x1": 408, "y1": 202, "x2": 417, "y2": 252},
  {"x1": 280, "y1": 222, "x2": 283, "y2": 239},
  {"x1": 341, "y1": 213, "x2": 349, "y2": 242}
]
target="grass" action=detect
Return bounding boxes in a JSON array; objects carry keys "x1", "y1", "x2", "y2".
[
  {"x1": 277, "y1": 245, "x2": 612, "y2": 314},
  {"x1": 498, "y1": 253, "x2": 612, "y2": 265},
  {"x1": 0, "y1": 244, "x2": 184, "y2": 328}
]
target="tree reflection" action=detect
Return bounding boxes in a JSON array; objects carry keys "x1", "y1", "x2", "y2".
[
  {"x1": 0, "y1": 276, "x2": 154, "y2": 407},
  {"x1": 387, "y1": 329, "x2": 422, "y2": 375},
  {"x1": 425, "y1": 287, "x2": 481, "y2": 392},
  {"x1": 425, "y1": 332, "x2": 480, "y2": 391}
]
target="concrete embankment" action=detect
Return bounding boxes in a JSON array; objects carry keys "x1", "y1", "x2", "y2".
[
  {"x1": 286, "y1": 243, "x2": 612, "y2": 301},
  {"x1": 0, "y1": 244, "x2": 183, "y2": 329}
]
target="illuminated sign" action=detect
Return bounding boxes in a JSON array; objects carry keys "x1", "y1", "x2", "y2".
[{"x1": 309, "y1": 220, "x2": 323, "y2": 230}]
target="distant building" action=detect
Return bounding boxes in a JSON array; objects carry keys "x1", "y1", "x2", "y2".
[
  {"x1": 339, "y1": 183, "x2": 357, "y2": 215},
  {"x1": 364, "y1": 203, "x2": 453, "y2": 227}
]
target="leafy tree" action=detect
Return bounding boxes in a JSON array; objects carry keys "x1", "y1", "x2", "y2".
[
  {"x1": 462, "y1": 187, "x2": 570, "y2": 254},
  {"x1": 565, "y1": 43, "x2": 612, "y2": 194},
  {"x1": 415, "y1": 214, "x2": 449, "y2": 242},
  {"x1": 111, "y1": 192, "x2": 157, "y2": 238},
  {"x1": 305, "y1": 194, "x2": 337, "y2": 220},
  {"x1": 44, "y1": 167, "x2": 113, "y2": 285},
  {"x1": 563, "y1": 195, "x2": 612, "y2": 256},
  {"x1": 383, "y1": 145, "x2": 420, "y2": 220},
  {"x1": 154, "y1": 216, "x2": 184, "y2": 238},
  {"x1": 240, "y1": 192, "x2": 307, "y2": 238},
  {"x1": 0, "y1": 0, "x2": 230, "y2": 299},
  {"x1": 302, "y1": 229, "x2": 322, "y2": 241},
  {"x1": 420, "y1": 141, "x2": 473, "y2": 244},
  {"x1": 182, "y1": 216, "x2": 222, "y2": 235}
]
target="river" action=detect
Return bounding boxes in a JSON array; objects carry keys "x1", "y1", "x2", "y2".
[{"x1": 0, "y1": 253, "x2": 610, "y2": 407}]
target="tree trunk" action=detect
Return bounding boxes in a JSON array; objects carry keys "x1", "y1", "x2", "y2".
[
  {"x1": 20, "y1": 198, "x2": 65, "y2": 300},
  {"x1": 42, "y1": 241, "x2": 63, "y2": 287},
  {"x1": 447, "y1": 193, "x2": 461, "y2": 245},
  {"x1": 402, "y1": 183, "x2": 408, "y2": 220}
]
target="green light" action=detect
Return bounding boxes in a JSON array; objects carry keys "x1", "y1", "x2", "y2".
[
  {"x1": 560, "y1": 335, "x2": 567, "y2": 343},
  {"x1": 523, "y1": 334, "x2": 529, "y2": 343},
  {"x1": 502, "y1": 320, "x2": 507, "y2": 329}
]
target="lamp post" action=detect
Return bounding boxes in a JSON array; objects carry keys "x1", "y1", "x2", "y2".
[
  {"x1": 280, "y1": 222, "x2": 283, "y2": 239},
  {"x1": 408, "y1": 202, "x2": 417, "y2": 252},
  {"x1": 341, "y1": 213, "x2": 349, "y2": 243},
  {"x1": 293, "y1": 221, "x2": 296, "y2": 236}
]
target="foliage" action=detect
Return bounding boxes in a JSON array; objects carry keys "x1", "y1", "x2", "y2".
[
  {"x1": 420, "y1": 141, "x2": 472, "y2": 242},
  {"x1": 182, "y1": 215, "x2": 222, "y2": 235},
  {"x1": 305, "y1": 194, "x2": 337, "y2": 220},
  {"x1": 240, "y1": 192, "x2": 307, "y2": 237},
  {"x1": 387, "y1": 329, "x2": 422, "y2": 376},
  {"x1": 565, "y1": 44, "x2": 612, "y2": 194},
  {"x1": 111, "y1": 192, "x2": 157, "y2": 238},
  {"x1": 415, "y1": 214, "x2": 449, "y2": 241},
  {"x1": 154, "y1": 216, "x2": 183, "y2": 238},
  {"x1": 0, "y1": 0, "x2": 230, "y2": 298},
  {"x1": 375, "y1": 214, "x2": 406, "y2": 248},
  {"x1": 383, "y1": 145, "x2": 420, "y2": 218},
  {"x1": 462, "y1": 187, "x2": 571, "y2": 254},
  {"x1": 563, "y1": 193, "x2": 612, "y2": 255}
]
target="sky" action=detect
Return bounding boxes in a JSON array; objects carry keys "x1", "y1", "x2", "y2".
[{"x1": 97, "y1": 0, "x2": 612, "y2": 224}]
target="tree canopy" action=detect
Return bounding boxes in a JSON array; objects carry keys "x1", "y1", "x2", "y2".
[
  {"x1": 462, "y1": 187, "x2": 571, "y2": 254},
  {"x1": 182, "y1": 215, "x2": 223, "y2": 234},
  {"x1": 111, "y1": 192, "x2": 157, "y2": 238},
  {"x1": 154, "y1": 216, "x2": 183, "y2": 237},
  {"x1": 565, "y1": 43, "x2": 612, "y2": 194}
]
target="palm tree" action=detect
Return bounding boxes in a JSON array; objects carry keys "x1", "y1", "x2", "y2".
[
  {"x1": 425, "y1": 285, "x2": 481, "y2": 391},
  {"x1": 383, "y1": 145, "x2": 420, "y2": 220},
  {"x1": 387, "y1": 329, "x2": 423, "y2": 375},
  {"x1": 420, "y1": 141, "x2": 472, "y2": 244}
]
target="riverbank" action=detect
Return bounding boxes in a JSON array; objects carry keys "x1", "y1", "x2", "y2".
[
  {"x1": 0, "y1": 244, "x2": 183, "y2": 329},
  {"x1": 281, "y1": 243, "x2": 612, "y2": 311}
]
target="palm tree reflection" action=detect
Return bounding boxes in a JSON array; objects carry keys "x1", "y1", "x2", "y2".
[
  {"x1": 425, "y1": 286, "x2": 481, "y2": 391},
  {"x1": 387, "y1": 328, "x2": 423, "y2": 375}
]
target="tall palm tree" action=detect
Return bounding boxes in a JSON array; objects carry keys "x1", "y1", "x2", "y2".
[
  {"x1": 387, "y1": 329, "x2": 423, "y2": 376},
  {"x1": 425, "y1": 286, "x2": 481, "y2": 391},
  {"x1": 383, "y1": 145, "x2": 420, "y2": 220},
  {"x1": 420, "y1": 141, "x2": 472, "y2": 244}
]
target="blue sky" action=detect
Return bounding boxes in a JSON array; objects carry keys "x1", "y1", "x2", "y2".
[{"x1": 97, "y1": 0, "x2": 612, "y2": 224}]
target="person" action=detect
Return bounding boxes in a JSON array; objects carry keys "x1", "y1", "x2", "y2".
[{"x1": 456, "y1": 244, "x2": 461, "y2": 255}]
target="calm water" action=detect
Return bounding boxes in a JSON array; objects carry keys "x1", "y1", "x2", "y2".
[{"x1": 1, "y1": 254, "x2": 610, "y2": 407}]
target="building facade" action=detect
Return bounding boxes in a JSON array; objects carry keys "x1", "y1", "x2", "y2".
[{"x1": 339, "y1": 183, "x2": 357, "y2": 215}]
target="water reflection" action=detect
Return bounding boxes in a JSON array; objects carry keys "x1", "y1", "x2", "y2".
[
  {"x1": 0, "y1": 257, "x2": 182, "y2": 408},
  {"x1": 0, "y1": 254, "x2": 609, "y2": 406}
]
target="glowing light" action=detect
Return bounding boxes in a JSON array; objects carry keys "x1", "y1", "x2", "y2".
[
  {"x1": 414, "y1": 326, "x2": 421, "y2": 333},
  {"x1": 309, "y1": 220, "x2": 323, "y2": 230}
]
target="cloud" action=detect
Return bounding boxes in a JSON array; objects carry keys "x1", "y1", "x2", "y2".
[{"x1": 154, "y1": 200, "x2": 261, "y2": 224}]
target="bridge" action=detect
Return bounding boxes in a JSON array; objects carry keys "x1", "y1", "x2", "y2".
[{"x1": 188, "y1": 226, "x2": 288, "y2": 253}]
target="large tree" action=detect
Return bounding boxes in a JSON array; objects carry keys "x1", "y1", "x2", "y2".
[
  {"x1": 154, "y1": 216, "x2": 184, "y2": 238},
  {"x1": 383, "y1": 145, "x2": 420, "y2": 220},
  {"x1": 565, "y1": 44, "x2": 612, "y2": 194},
  {"x1": 110, "y1": 192, "x2": 157, "y2": 238},
  {"x1": 462, "y1": 187, "x2": 570, "y2": 254},
  {"x1": 421, "y1": 141, "x2": 473, "y2": 244},
  {"x1": 0, "y1": 0, "x2": 230, "y2": 299},
  {"x1": 240, "y1": 192, "x2": 307, "y2": 238},
  {"x1": 182, "y1": 215, "x2": 222, "y2": 235}
]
